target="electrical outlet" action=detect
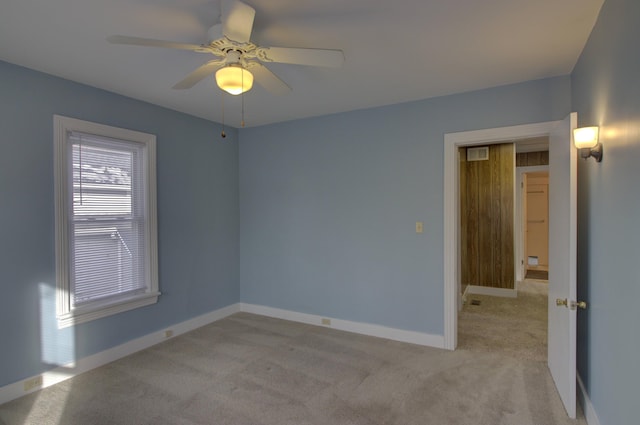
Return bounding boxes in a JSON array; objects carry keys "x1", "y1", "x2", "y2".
[
  {"x1": 23, "y1": 376, "x2": 43, "y2": 392},
  {"x1": 164, "y1": 329, "x2": 173, "y2": 338},
  {"x1": 321, "y1": 318, "x2": 331, "y2": 326},
  {"x1": 416, "y1": 221, "x2": 424, "y2": 233}
]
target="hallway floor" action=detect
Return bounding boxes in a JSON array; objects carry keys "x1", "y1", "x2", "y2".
[{"x1": 459, "y1": 280, "x2": 548, "y2": 361}]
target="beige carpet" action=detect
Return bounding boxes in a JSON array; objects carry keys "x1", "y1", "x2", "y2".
[
  {"x1": 459, "y1": 280, "x2": 548, "y2": 362},
  {"x1": 1, "y1": 288, "x2": 586, "y2": 424}
]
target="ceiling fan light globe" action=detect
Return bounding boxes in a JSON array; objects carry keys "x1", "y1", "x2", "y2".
[{"x1": 215, "y1": 65, "x2": 254, "y2": 95}]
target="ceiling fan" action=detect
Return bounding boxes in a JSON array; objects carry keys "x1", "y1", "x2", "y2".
[{"x1": 107, "y1": 0, "x2": 344, "y2": 96}]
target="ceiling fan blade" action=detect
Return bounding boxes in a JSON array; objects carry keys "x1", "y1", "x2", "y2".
[
  {"x1": 257, "y1": 47, "x2": 344, "y2": 68},
  {"x1": 172, "y1": 60, "x2": 225, "y2": 89},
  {"x1": 107, "y1": 35, "x2": 209, "y2": 53},
  {"x1": 222, "y1": 0, "x2": 255, "y2": 43},
  {"x1": 246, "y1": 62, "x2": 291, "y2": 95}
]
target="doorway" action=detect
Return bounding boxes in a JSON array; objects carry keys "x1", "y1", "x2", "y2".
[
  {"x1": 444, "y1": 116, "x2": 578, "y2": 417},
  {"x1": 516, "y1": 164, "x2": 550, "y2": 282},
  {"x1": 457, "y1": 141, "x2": 550, "y2": 358},
  {"x1": 443, "y1": 120, "x2": 559, "y2": 350},
  {"x1": 523, "y1": 171, "x2": 549, "y2": 280}
]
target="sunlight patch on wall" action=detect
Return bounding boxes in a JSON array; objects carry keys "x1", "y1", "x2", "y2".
[{"x1": 39, "y1": 283, "x2": 76, "y2": 367}]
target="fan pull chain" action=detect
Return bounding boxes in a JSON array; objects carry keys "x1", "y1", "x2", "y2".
[
  {"x1": 220, "y1": 92, "x2": 226, "y2": 138},
  {"x1": 241, "y1": 70, "x2": 246, "y2": 128},
  {"x1": 241, "y1": 91, "x2": 245, "y2": 128}
]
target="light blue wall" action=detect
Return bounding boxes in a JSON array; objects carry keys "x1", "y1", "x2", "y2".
[
  {"x1": 239, "y1": 77, "x2": 571, "y2": 335},
  {"x1": 572, "y1": 0, "x2": 639, "y2": 424},
  {"x1": 0, "y1": 61, "x2": 240, "y2": 387}
]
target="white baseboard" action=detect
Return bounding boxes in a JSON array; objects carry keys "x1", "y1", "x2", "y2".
[
  {"x1": 461, "y1": 285, "x2": 470, "y2": 309},
  {"x1": 0, "y1": 303, "x2": 240, "y2": 406},
  {"x1": 240, "y1": 303, "x2": 445, "y2": 349},
  {"x1": 578, "y1": 373, "x2": 601, "y2": 425},
  {"x1": 2, "y1": 302, "x2": 446, "y2": 406},
  {"x1": 466, "y1": 285, "x2": 517, "y2": 298}
]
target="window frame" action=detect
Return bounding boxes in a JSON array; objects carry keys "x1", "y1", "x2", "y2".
[{"x1": 54, "y1": 115, "x2": 159, "y2": 328}]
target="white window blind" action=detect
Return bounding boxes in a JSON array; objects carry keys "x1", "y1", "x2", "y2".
[
  {"x1": 70, "y1": 132, "x2": 146, "y2": 306},
  {"x1": 54, "y1": 116, "x2": 159, "y2": 328}
]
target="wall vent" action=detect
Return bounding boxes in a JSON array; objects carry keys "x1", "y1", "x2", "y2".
[{"x1": 467, "y1": 147, "x2": 489, "y2": 161}]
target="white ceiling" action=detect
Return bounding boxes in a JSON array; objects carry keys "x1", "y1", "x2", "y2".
[{"x1": 0, "y1": 0, "x2": 604, "y2": 128}]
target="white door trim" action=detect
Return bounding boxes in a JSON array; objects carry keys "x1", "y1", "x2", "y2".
[
  {"x1": 516, "y1": 165, "x2": 549, "y2": 282},
  {"x1": 443, "y1": 121, "x2": 560, "y2": 350}
]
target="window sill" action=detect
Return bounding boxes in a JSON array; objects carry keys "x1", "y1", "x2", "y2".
[{"x1": 57, "y1": 291, "x2": 161, "y2": 329}]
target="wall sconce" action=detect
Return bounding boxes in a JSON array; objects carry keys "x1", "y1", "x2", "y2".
[{"x1": 573, "y1": 126, "x2": 603, "y2": 162}]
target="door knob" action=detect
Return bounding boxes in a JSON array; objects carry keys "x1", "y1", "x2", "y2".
[
  {"x1": 571, "y1": 300, "x2": 587, "y2": 310},
  {"x1": 555, "y1": 298, "x2": 587, "y2": 310}
]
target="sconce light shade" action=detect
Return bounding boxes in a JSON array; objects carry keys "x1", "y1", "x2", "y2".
[
  {"x1": 215, "y1": 65, "x2": 254, "y2": 95},
  {"x1": 573, "y1": 126, "x2": 603, "y2": 162},
  {"x1": 573, "y1": 126, "x2": 599, "y2": 148}
]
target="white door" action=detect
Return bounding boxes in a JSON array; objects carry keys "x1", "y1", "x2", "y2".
[{"x1": 547, "y1": 112, "x2": 578, "y2": 418}]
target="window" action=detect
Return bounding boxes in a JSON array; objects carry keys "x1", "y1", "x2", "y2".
[{"x1": 54, "y1": 115, "x2": 159, "y2": 328}]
